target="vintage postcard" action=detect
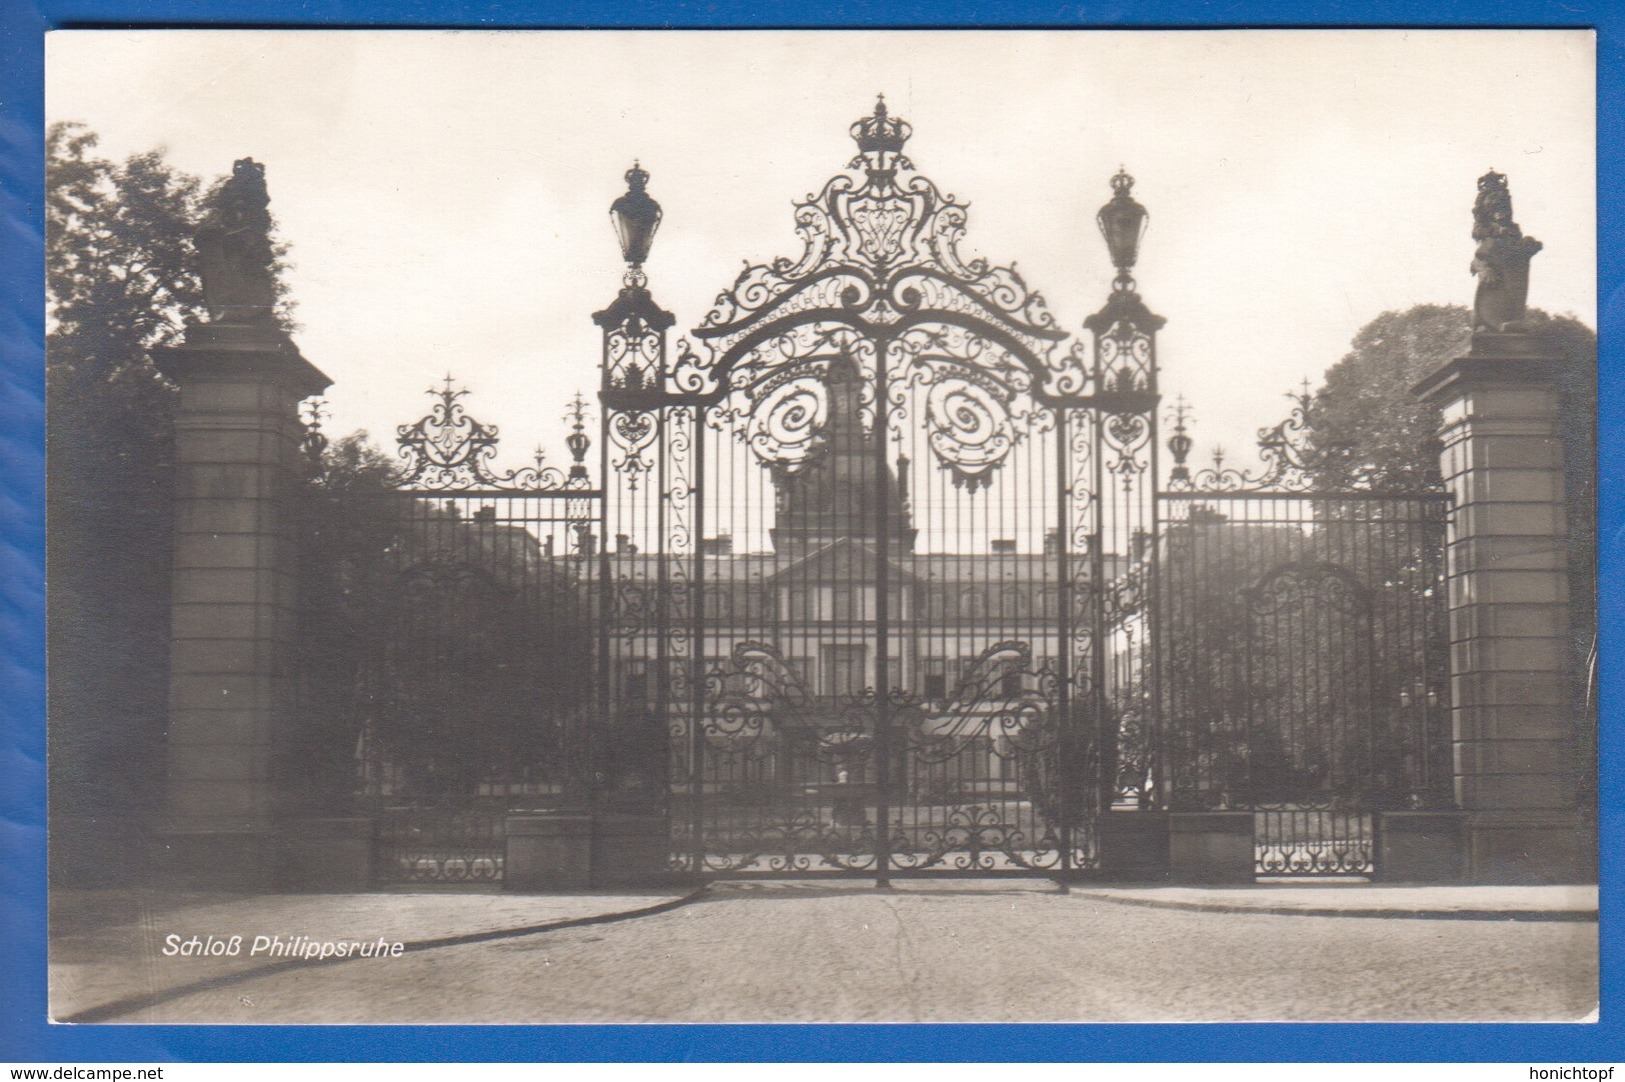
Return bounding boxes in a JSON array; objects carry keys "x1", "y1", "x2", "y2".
[{"x1": 43, "y1": 28, "x2": 1597, "y2": 1025}]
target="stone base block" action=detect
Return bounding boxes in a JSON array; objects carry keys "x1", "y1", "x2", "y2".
[
  {"x1": 505, "y1": 814, "x2": 592, "y2": 891},
  {"x1": 592, "y1": 814, "x2": 674, "y2": 888},
  {"x1": 1169, "y1": 812, "x2": 1255, "y2": 883},
  {"x1": 155, "y1": 829, "x2": 276, "y2": 891},
  {"x1": 280, "y1": 817, "x2": 374, "y2": 891},
  {"x1": 1376, "y1": 811, "x2": 1465, "y2": 883},
  {"x1": 1465, "y1": 811, "x2": 1594, "y2": 884},
  {"x1": 1096, "y1": 811, "x2": 1169, "y2": 881}
]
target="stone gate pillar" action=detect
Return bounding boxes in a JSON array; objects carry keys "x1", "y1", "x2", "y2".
[
  {"x1": 1416, "y1": 336, "x2": 1586, "y2": 884},
  {"x1": 152, "y1": 159, "x2": 330, "y2": 888}
]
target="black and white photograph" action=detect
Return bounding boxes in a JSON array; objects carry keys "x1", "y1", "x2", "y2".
[{"x1": 44, "y1": 28, "x2": 1599, "y2": 1025}]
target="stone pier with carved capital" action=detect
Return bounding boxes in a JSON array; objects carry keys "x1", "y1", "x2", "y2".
[
  {"x1": 1416, "y1": 331, "x2": 1590, "y2": 883},
  {"x1": 153, "y1": 321, "x2": 330, "y2": 888}
]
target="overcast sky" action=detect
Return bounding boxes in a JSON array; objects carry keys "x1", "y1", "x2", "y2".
[{"x1": 47, "y1": 29, "x2": 1595, "y2": 472}]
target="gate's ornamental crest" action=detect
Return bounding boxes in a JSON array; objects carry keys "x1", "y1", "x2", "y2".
[{"x1": 679, "y1": 96, "x2": 1089, "y2": 490}]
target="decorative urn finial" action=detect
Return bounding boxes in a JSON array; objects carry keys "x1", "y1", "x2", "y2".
[
  {"x1": 1167, "y1": 395, "x2": 1193, "y2": 484},
  {"x1": 610, "y1": 160, "x2": 663, "y2": 274},
  {"x1": 1097, "y1": 166, "x2": 1149, "y2": 288},
  {"x1": 565, "y1": 390, "x2": 592, "y2": 479}
]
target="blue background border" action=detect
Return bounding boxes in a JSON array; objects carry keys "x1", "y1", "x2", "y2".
[{"x1": 2, "y1": 0, "x2": 1617, "y2": 1063}]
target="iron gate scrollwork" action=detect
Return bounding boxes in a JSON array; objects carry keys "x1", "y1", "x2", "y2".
[
  {"x1": 599, "y1": 98, "x2": 1164, "y2": 880},
  {"x1": 284, "y1": 99, "x2": 1453, "y2": 889}
]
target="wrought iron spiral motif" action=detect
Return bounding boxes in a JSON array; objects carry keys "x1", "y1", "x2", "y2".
[
  {"x1": 376, "y1": 810, "x2": 504, "y2": 884},
  {"x1": 1254, "y1": 804, "x2": 1375, "y2": 876},
  {"x1": 1098, "y1": 322, "x2": 1154, "y2": 396},
  {"x1": 700, "y1": 641, "x2": 815, "y2": 754},
  {"x1": 744, "y1": 372, "x2": 829, "y2": 471},
  {"x1": 1104, "y1": 411, "x2": 1151, "y2": 493},
  {"x1": 699, "y1": 809, "x2": 880, "y2": 875},
  {"x1": 300, "y1": 398, "x2": 330, "y2": 479},
  {"x1": 606, "y1": 323, "x2": 665, "y2": 393},
  {"x1": 922, "y1": 378, "x2": 1016, "y2": 490},
  {"x1": 905, "y1": 641, "x2": 1055, "y2": 767},
  {"x1": 887, "y1": 804, "x2": 1063, "y2": 873},
  {"x1": 396, "y1": 378, "x2": 577, "y2": 491}
]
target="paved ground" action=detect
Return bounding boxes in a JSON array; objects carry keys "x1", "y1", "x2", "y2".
[
  {"x1": 53, "y1": 880, "x2": 1598, "y2": 1025},
  {"x1": 1074, "y1": 881, "x2": 1599, "y2": 918}
]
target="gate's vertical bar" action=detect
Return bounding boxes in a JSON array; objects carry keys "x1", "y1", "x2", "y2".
[
  {"x1": 597, "y1": 394, "x2": 613, "y2": 823},
  {"x1": 1090, "y1": 411, "x2": 1109, "y2": 825},
  {"x1": 873, "y1": 340, "x2": 893, "y2": 888},
  {"x1": 1145, "y1": 384, "x2": 1163, "y2": 825},
  {"x1": 654, "y1": 404, "x2": 670, "y2": 862},
  {"x1": 1054, "y1": 406, "x2": 1075, "y2": 877},
  {"x1": 689, "y1": 407, "x2": 707, "y2": 877}
]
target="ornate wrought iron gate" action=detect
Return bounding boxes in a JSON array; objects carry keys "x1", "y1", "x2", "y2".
[
  {"x1": 597, "y1": 101, "x2": 1161, "y2": 879},
  {"x1": 300, "y1": 383, "x2": 601, "y2": 885},
  {"x1": 292, "y1": 98, "x2": 1453, "y2": 887}
]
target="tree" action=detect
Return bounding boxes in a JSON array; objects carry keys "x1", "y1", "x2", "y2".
[
  {"x1": 1186, "y1": 302, "x2": 1595, "y2": 811},
  {"x1": 47, "y1": 124, "x2": 205, "y2": 882},
  {"x1": 1303, "y1": 302, "x2": 1597, "y2": 806},
  {"x1": 285, "y1": 430, "x2": 402, "y2": 810},
  {"x1": 1304, "y1": 303, "x2": 1596, "y2": 493},
  {"x1": 294, "y1": 430, "x2": 597, "y2": 811}
]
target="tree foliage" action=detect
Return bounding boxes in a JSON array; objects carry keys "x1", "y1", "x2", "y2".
[
  {"x1": 1134, "y1": 302, "x2": 1596, "y2": 815},
  {"x1": 294, "y1": 431, "x2": 597, "y2": 810},
  {"x1": 47, "y1": 123, "x2": 206, "y2": 868},
  {"x1": 1302, "y1": 301, "x2": 1597, "y2": 802},
  {"x1": 1304, "y1": 303, "x2": 1596, "y2": 492}
]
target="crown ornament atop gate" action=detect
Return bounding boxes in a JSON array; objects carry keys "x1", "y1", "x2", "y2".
[{"x1": 849, "y1": 92, "x2": 913, "y2": 175}]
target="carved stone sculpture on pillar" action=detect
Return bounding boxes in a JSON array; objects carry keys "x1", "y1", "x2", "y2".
[
  {"x1": 152, "y1": 159, "x2": 333, "y2": 889},
  {"x1": 1413, "y1": 170, "x2": 1591, "y2": 884},
  {"x1": 194, "y1": 158, "x2": 280, "y2": 324},
  {"x1": 1469, "y1": 170, "x2": 1543, "y2": 335}
]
